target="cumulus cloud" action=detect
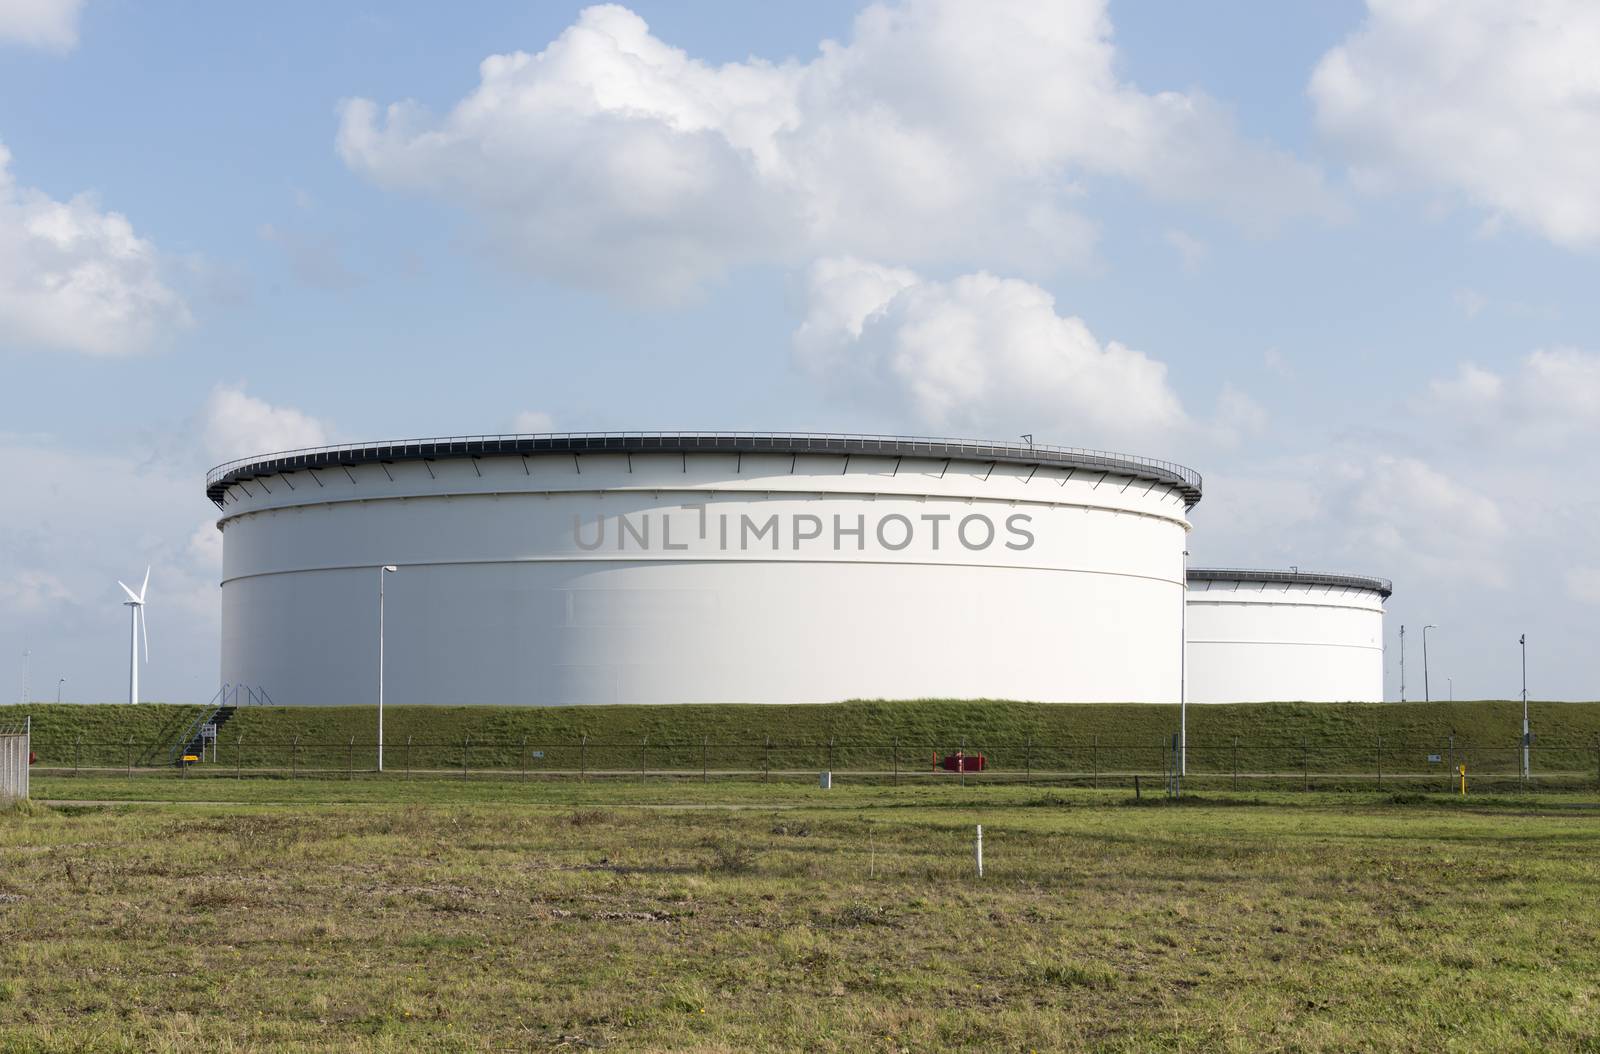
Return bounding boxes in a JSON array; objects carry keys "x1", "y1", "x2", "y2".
[
  {"x1": 1311, "y1": 0, "x2": 1600, "y2": 248},
  {"x1": 0, "y1": 142, "x2": 190, "y2": 355},
  {"x1": 0, "y1": 568, "x2": 72, "y2": 611},
  {"x1": 794, "y1": 256, "x2": 1186, "y2": 443},
  {"x1": 1567, "y1": 567, "x2": 1600, "y2": 606},
  {"x1": 0, "y1": 0, "x2": 82, "y2": 51},
  {"x1": 200, "y1": 385, "x2": 332, "y2": 464},
  {"x1": 511, "y1": 410, "x2": 555, "y2": 433},
  {"x1": 338, "y1": 0, "x2": 1334, "y2": 300},
  {"x1": 1198, "y1": 451, "x2": 1508, "y2": 588},
  {"x1": 1424, "y1": 347, "x2": 1600, "y2": 442}
]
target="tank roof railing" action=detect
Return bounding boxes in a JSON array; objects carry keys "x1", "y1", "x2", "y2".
[
  {"x1": 205, "y1": 431, "x2": 1203, "y2": 509},
  {"x1": 1187, "y1": 566, "x2": 1393, "y2": 599}
]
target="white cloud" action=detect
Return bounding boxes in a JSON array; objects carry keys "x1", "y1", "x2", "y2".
[
  {"x1": 1568, "y1": 567, "x2": 1600, "y2": 606},
  {"x1": 0, "y1": 569, "x2": 72, "y2": 612},
  {"x1": 1164, "y1": 228, "x2": 1208, "y2": 270},
  {"x1": 511, "y1": 410, "x2": 555, "y2": 433},
  {"x1": 793, "y1": 256, "x2": 1186, "y2": 443},
  {"x1": 1311, "y1": 0, "x2": 1600, "y2": 249},
  {"x1": 1423, "y1": 347, "x2": 1600, "y2": 442},
  {"x1": 1454, "y1": 288, "x2": 1488, "y2": 319},
  {"x1": 338, "y1": 0, "x2": 1334, "y2": 300},
  {"x1": 0, "y1": 142, "x2": 190, "y2": 355},
  {"x1": 200, "y1": 385, "x2": 332, "y2": 464},
  {"x1": 1197, "y1": 451, "x2": 1508, "y2": 588},
  {"x1": 0, "y1": 0, "x2": 82, "y2": 52}
]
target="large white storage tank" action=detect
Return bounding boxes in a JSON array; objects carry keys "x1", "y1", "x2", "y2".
[
  {"x1": 1185, "y1": 568, "x2": 1391, "y2": 703},
  {"x1": 207, "y1": 433, "x2": 1201, "y2": 706}
]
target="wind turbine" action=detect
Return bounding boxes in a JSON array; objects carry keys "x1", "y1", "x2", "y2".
[{"x1": 117, "y1": 568, "x2": 150, "y2": 705}]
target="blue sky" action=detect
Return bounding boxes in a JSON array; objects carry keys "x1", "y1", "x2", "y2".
[{"x1": 2, "y1": 0, "x2": 1596, "y2": 704}]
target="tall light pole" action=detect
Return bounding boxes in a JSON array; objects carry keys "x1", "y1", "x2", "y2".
[
  {"x1": 1422, "y1": 625, "x2": 1437, "y2": 703},
  {"x1": 1520, "y1": 634, "x2": 1529, "y2": 779},
  {"x1": 56, "y1": 677, "x2": 64, "y2": 704},
  {"x1": 1447, "y1": 677, "x2": 1453, "y2": 702},
  {"x1": 1399, "y1": 626, "x2": 1406, "y2": 702},
  {"x1": 1179, "y1": 548, "x2": 1188, "y2": 778},
  {"x1": 378, "y1": 565, "x2": 397, "y2": 773}
]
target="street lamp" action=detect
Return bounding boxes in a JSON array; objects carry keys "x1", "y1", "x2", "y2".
[
  {"x1": 1520, "y1": 634, "x2": 1529, "y2": 780},
  {"x1": 378, "y1": 565, "x2": 397, "y2": 773},
  {"x1": 1179, "y1": 549, "x2": 1188, "y2": 778},
  {"x1": 56, "y1": 677, "x2": 65, "y2": 704},
  {"x1": 1422, "y1": 625, "x2": 1437, "y2": 702},
  {"x1": 1399, "y1": 625, "x2": 1406, "y2": 702}
]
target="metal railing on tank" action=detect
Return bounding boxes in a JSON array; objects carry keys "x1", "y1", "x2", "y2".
[{"x1": 205, "y1": 431, "x2": 1203, "y2": 507}]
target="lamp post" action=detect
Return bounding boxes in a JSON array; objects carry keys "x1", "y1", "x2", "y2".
[
  {"x1": 56, "y1": 677, "x2": 64, "y2": 704},
  {"x1": 1399, "y1": 625, "x2": 1406, "y2": 702},
  {"x1": 378, "y1": 565, "x2": 397, "y2": 773},
  {"x1": 1520, "y1": 634, "x2": 1529, "y2": 779},
  {"x1": 1179, "y1": 549, "x2": 1188, "y2": 778},
  {"x1": 1447, "y1": 677, "x2": 1453, "y2": 702},
  {"x1": 1422, "y1": 625, "x2": 1437, "y2": 703}
]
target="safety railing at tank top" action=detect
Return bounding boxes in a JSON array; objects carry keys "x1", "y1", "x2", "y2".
[
  {"x1": 204, "y1": 431, "x2": 1203, "y2": 502},
  {"x1": 1187, "y1": 567, "x2": 1393, "y2": 597}
]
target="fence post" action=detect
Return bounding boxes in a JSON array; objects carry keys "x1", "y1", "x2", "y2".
[
  {"x1": 521, "y1": 736, "x2": 529, "y2": 783},
  {"x1": 74, "y1": 736, "x2": 81, "y2": 777},
  {"x1": 348, "y1": 737, "x2": 354, "y2": 780},
  {"x1": 405, "y1": 735, "x2": 412, "y2": 780},
  {"x1": 1447, "y1": 733, "x2": 1455, "y2": 793},
  {"x1": 1302, "y1": 736, "x2": 1309, "y2": 792},
  {"x1": 893, "y1": 738, "x2": 899, "y2": 786},
  {"x1": 640, "y1": 737, "x2": 647, "y2": 780},
  {"x1": 127, "y1": 735, "x2": 134, "y2": 777},
  {"x1": 236, "y1": 734, "x2": 244, "y2": 780},
  {"x1": 463, "y1": 735, "x2": 471, "y2": 779},
  {"x1": 702, "y1": 736, "x2": 708, "y2": 784},
  {"x1": 579, "y1": 735, "x2": 586, "y2": 781},
  {"x1": 292, "y1": 735, "x2": 299, "y2": 779}
]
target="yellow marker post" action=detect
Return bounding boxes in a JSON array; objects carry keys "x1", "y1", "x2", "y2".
[{"x1": 1458, "y1": 763, "x2": 1467, "y2": 797}]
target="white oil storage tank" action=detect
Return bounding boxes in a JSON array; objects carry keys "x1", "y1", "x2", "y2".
[
  {"x1": 1185, "y1": 568, "x2": 1391, "y2": 703},
  {"x1": 206, "y1": 433, "x2": 1202, "y2": 706}
]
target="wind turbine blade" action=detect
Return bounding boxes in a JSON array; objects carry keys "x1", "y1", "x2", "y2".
[
  {"x1": 118, "y1": 580, "x2": 141, "y2": 603},
  {"x1": 140, "y1": 605, "x2": 149, "y2": 664},
  {"x1": 139, "y1": 566, "x2": 150, "y2": 603}
]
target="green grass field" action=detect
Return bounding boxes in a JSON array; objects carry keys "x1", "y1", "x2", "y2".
[{"x1": 3, "y1": 779, "x2": 1598, "y2": 1052}]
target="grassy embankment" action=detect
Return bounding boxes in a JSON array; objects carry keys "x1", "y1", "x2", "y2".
[
  {"x1": 5, "y1": 699, "x2": 1599, "y2": 787},
  {"x1": 2, "y1": 784, "x2": 1598, "y2": 1052}
]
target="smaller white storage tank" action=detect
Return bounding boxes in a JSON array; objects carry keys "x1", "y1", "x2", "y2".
[{"x1": 1186, "y1": 568, "x2": 1391, "y2": 703}]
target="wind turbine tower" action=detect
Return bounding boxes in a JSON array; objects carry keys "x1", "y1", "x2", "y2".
[{"x1": 117, "y1": 568, "x2": 150, "y2": 705}]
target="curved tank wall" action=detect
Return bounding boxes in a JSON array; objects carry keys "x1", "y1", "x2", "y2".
[
  {"x1": 1185, "y1": 570, "x2": 1389, "y2": 703},
  {"x1": 210, "y1": 435, "x2": 1199, "y2": 706}
]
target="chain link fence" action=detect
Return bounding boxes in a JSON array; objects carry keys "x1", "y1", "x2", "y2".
[{"x1": 21, "y1": 730, "x2": 1600, "y2": 792}]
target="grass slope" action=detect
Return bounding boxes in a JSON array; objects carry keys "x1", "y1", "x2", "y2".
[{"x1": 5, "y1": 700, "x2": 1600, "y2": 782}]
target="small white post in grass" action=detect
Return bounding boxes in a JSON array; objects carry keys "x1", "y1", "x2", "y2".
[{"x1": 975, "y1": 824, "x2": 983, "y2": 878}]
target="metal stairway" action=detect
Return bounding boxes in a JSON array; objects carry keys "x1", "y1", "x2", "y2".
[{"x1": 170, "y1": 684, "x2": 272, "y2": 764}]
